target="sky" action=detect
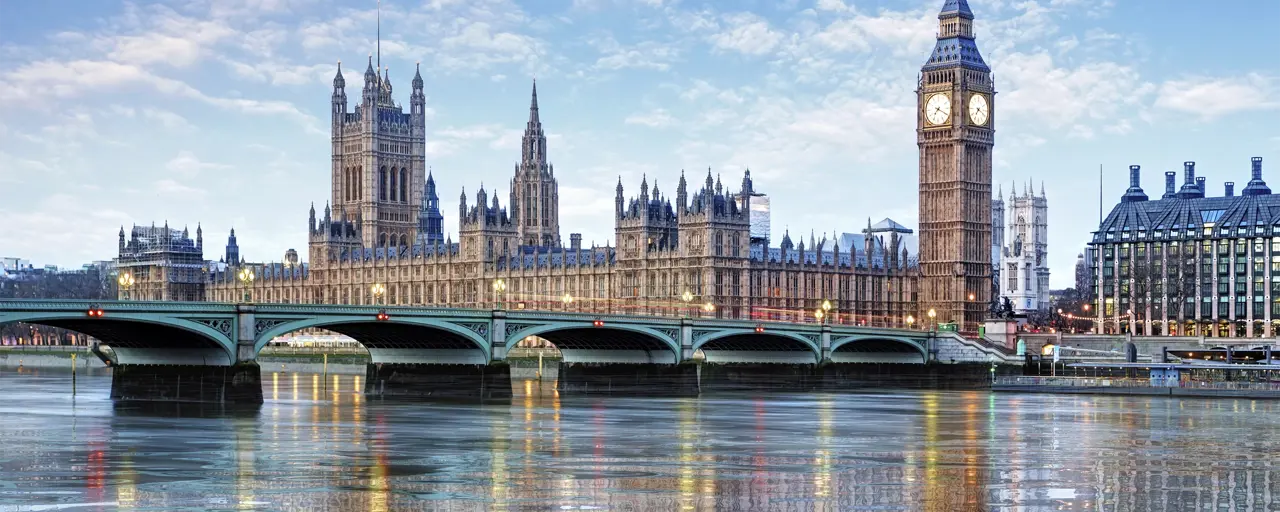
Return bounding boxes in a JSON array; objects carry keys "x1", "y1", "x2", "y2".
[{"x1": 0, "y1": 0, "x2": 1277, "y2": 288}]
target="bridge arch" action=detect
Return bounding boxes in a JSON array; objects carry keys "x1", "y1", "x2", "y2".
[
  {"x1": 830, "y1": 335, "x2": 927, "y2": 364},
  {"x1": 254, "y1": 316, "x2": 491, "y2": 364},
  {"x1": 507, "y1": 322, "x2": 680, "y2": 364},
  {"x1": 0, "y1": 311, "x2": 237, "y2": 365},
  {"x1": 693, "y1": 329, "x2": 821, "y2": 364}
]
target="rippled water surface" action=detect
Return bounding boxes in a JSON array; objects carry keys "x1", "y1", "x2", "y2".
[{"x1": 2, "y1": 369, "x2": 1280, "y2": 511}]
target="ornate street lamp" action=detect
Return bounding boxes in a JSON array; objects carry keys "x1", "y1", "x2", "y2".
[
  {"x1": 370, "y1": 283, "x2": 386, "y2": 306},
  {"x1": 906, "y1": 314, "x2": 915, "y2": 330},
  {"x1": 701, "y1": 301, "x2": 715, "y2": 317},
  {"x1": 561, "y1": 292, "x2": 574, "y2": 309},
  {"x1": 927, "y1": 308, "x2": 937, "y2": 332},
  {"x1": 814, "y1": 308, "x2": 825, "y2": 323},
  {"x1": 492, "y1": 278, "x2": 506, "y2": 310},
  {"x1": 681, "y1": 290, "x2": 694, "y2": 318},
  {"x1": 821, "y1": 299, "x2": 832, "y2": 325},
  {"x1": 117, "y1": 272, "x2": 135, "y2": 301},
  {"x1": 237, "y1": 267, "x2": 255, "y2": 303}
]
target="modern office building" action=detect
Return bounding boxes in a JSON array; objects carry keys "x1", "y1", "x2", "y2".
[{"x1": 1089, "y1": 159, "x2": 1276, "y2": 337}]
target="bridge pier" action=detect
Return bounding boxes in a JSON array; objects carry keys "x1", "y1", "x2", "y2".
[
  {"x1": 557, "y1": 362, "x2": 700, "y2": 396},
  {"x1": 110, "y1": 362, "x2": 263, "y2": 404},
  {"x1": 364, "y1": 363, "x2": 512, "y2": 399}
]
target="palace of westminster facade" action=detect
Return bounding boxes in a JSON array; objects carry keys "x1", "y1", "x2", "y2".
[{"x1": 120, "y1": 1, "x2": 999, "y2": 331}]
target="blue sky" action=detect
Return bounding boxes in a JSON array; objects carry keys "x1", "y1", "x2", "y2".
[{"x1": 1, "y1": 0, "x2": 1276, "y2": 288}]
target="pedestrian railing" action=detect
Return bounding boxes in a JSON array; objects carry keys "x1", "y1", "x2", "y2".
[{"x1": 995, "y1": 375, "x2": 1280, "y2": 391}]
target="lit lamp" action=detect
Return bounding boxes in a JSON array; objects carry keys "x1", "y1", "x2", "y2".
[
  {"x1": 702, "y1": 301, "x2": 715, "y2": 317},
  {"x1": 117, "y1": 272, "x2": 135, "y2": 301},
  {"x1": 237, "y1": 267, "x2": 255, "y2": 302},
  {"x1": 821, "y1": 299, "x2": 832, "y2": 325},
  {"x1": 370, "y1": 283, "x2": 386, "y2": 306},
  {"x1": 561, "y1": 293, "x2": 574, "y2": 308},
  {"x1": 681, "y1": 290, "x2": 694, "y2": 318},
  {"x1": 814, "y1": 308, "x2": 824, "y2": 322},
  {"x1": 906, "y1": 314, "x2": 915, "y2": 330},
  {"x1": 927, "y1": 308, "x2": 937, "y2": 331},
  {"x1": 492, "y1": 278, "x2": 506, "y2": 310}
]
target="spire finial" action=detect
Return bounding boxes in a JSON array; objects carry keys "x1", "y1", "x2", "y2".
[{"x1": 376, "y1": 0, "x2": 381, "y2": 73}]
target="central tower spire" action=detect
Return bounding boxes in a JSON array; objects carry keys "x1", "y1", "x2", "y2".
[{"x1": 511, "y1": 79, "x2": 560, "y2": 247}]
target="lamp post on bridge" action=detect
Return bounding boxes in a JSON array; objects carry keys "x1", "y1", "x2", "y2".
[
  {"x1": 927, "y1": 308, "x2": 937, "y2": 333},
  {"x1": 492, "y1": 278, "x2": 506, "y2": 310},
  {"x1": 906, "y1": 314, "x2": 915, "y2": 330},
  {"x1": 820, "y1": 299, "x2": 832, "y2": 325},
  {"x1": 681, "y1": 290, "x2": 694, "y2": 319},
  {"x1": 370, "y1": 283, "x2": 386, "y2": 306},
  {"x1": 237, "y1": 267, "x2": 255, "y2": 303},
  {"x1": 561, "y1": 292, "x2": 574, "y2": 311},
  {"x1": 701, "y1": 301, "x2": 715, "y2": 318},
  {"x1": 117, "y1": 272, "x2": 135, "y2": 301}
]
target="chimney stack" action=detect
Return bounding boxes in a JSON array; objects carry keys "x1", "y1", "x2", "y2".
[
  {"x1": 570, "y1": 233, "x2": 582, "y2": 251},
  {"x1": 1121, "y1": 165, "x2": 1148, "y2": 202},
  {"x1": 1253, "y1": 157, "x2": 1264, "y2": 181},
  {"x1": 1225, "y1": 182, "x2": 1235, "y2": 197},
  {"x1": 1196, "y1": 176, "x2": 1206, "y2": 192},
  {"x1": 1163, "y1": 171, "x2": 1176, "y2": 199},
  {"x1": 1184, "y1": 161, "x2": 1196, "y2": 185}
]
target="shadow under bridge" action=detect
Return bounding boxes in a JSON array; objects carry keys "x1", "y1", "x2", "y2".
[
  {"x1": 258, "y1": 317, "x2": 491, "y2": 365},
  {"x1": 514, "y1": 325, "x2": 680, "y2": 364}
]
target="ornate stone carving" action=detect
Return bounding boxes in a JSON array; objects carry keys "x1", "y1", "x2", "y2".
[
  {"x1": 254, "y1": 319, "x2": 291, "y2": 337},
  {"x1": 505, "y1": 322, "x2": 538, "y2": 338},
  {"x1": 691, "y1": 329, "x2": 717, "y2": 344},
  {"x1": 456, "y1": 322, "x2": 489, "y2": 339},
  {"x1": 192, "y1": 318, "x2": 233, "y2": 337}
]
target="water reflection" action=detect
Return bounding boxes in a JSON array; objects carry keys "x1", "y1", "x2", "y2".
[{"x1": 1, "y1": 371, "x2": 1279, "y2": 510}]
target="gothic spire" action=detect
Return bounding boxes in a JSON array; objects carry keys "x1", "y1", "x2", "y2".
[
  {"x1": 528, "y1": 79, "x2": 540, "y2": 126},
  {"x1": 412, "y1": 61, "x2": 423, "y2": 90},
  {"x1": 333, "y1": 60, "x2": 345, "y2": 89}
]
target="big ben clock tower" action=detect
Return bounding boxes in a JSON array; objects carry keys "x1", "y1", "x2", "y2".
[{"x1": 917, "y1": 0, "x2": 993, "y2": 333}]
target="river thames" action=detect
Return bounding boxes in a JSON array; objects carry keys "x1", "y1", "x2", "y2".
[{"x1": 1, "y1": 369, "x2": 1278, "y2": 511}]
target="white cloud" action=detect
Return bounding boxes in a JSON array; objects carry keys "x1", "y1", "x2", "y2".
[
  {"x1": 625, "y1": 108, "x2": 676, "y2": 127},
  {"x1": 141, "y1": 108, "x2": 196, "y2": 131},
  {"x1": 1154, "y1": 74, "x2": 1278, "y2": 119},
  {"x1": 998, "y1": 51, "x2": 1153, "y2": 131},
  {"x1": 166, "y1": 151, "x2": 230, "y2": 178},
  {"x1": 154, "y1": 178, "x2": 207, "y2": 197},
  {"x1": 708, "y1": 13, "x2": 781, "y2": 56},
  {"x1": 591, "y1": 36, "x2": 681, "y2": 71}
]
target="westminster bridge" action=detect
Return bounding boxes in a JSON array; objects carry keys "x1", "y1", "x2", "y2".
[{"x1": 0, "y1": 299, "x2": 1015, "y2": 403}]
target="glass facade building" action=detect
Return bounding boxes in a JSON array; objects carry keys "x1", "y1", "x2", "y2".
[{"x1": 1089, "y1": 158, "x2": 1276, "y2": 338}]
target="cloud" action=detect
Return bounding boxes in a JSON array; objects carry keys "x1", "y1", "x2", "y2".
[
  {"x1": 591, "y1": 35, "x2": 681, "y2": 71},
  {"x1": 625, "y1": 108, "x2": 676, "y2": 127},
  {"x1": 154, "y1": 178, "x2": 207, "y2": 197},
  {"x1": 166, "y1": 150, "x2": 230, "y2": 178},
  {"x1": 1154, "y1": 74, "x2": 1278, "y2": 119},
  {"x1": 709, "y1": 13, "x2": 781, "y2": 56},
  {"x1": 998, "y1": 51, "x2": 1153, "y2": 131}
]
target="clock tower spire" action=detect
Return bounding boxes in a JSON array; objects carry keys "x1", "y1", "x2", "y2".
[{"x1": 917, "y1": 0, "x2": 994, "y2": 333}]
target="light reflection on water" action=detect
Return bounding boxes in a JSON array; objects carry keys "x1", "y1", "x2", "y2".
[{"x1": 0, "y1": 370, "x2": 1278, "y2": 510}]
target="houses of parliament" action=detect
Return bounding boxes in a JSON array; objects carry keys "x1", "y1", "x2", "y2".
[{"x1": 116, "y1": 0, "x2": 995, "y2": 331}]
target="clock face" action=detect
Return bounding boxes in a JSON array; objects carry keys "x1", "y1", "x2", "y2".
[
  {"x1": 968, "y1": 93, "x2": 989, "y2": 126},
  {"x1": 925, "y1": 93, "x2": 951, "y2": 125}
]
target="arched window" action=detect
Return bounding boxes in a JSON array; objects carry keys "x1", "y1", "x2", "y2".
[
  {"x1": 356, "y1": 166, "x2": 363, "y2": 200},
  {"x1": 400, "y1": 168, "x2": 408, "y2": 202},
  {"x1": 379, "y1": 233, "x2": 387, "y2": 248},
  {"x1": 388, "y1": 167, "x2": 396, "y2": 202},
  {"x1": 379, "y1": 166, "x2": 388, "y2": 201},
  {"x1": 399, "y1": 234, "x2": 408, "y2": 248}
]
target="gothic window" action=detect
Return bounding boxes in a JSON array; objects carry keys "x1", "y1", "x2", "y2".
[
  {"x1": 379, "y1": 167, "x2": 388, "y2": 201},
  {"x1": 388, "y1": 168, "x2": 397, "y2": 202},
  {"x1": 714, "y1": 232, "x2": 724, "y2": 257},
  {"x1": 379, "y1": 233, "x2": 387, "y2": 248},
  {"x1": 400, "y1": 234, "x2": 408, "y2": 248},
  {"x1": 1007, "y1": 263, "x2": 1018, "y2": 291},
  {"x1": 399, "y1": 168, "x2": 408, "y2": 202}
]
